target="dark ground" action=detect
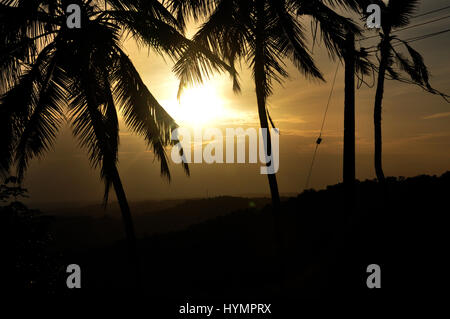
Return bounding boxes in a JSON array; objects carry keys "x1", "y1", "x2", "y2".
[{"x1": 2, "y1": 172, "x2": 449, "y2": 305}]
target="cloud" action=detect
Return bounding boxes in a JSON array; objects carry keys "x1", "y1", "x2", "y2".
[
  {"x1": 386, "y1": 132, "x2": 450, "y2": 146},
  {"x1": 275, "y1": 117, "x2": 306, "y2": 124},
  {"x1": 423, "y1": 112, "x2": 450, "y2": 120}
]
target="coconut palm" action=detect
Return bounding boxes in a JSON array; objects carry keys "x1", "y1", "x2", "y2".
[
  {"x1": 168, "y1": 0, "x2": 363, "y2": 208},
  {"x1": 367, "y1": 0, "x2": 448, "y2": 182},
  {"x1": 0, "y1": 0, "x2": 232, "y2": 285}
]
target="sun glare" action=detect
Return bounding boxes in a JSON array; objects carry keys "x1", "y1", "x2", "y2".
[{"x1": 163, "y1": 83, "x2": 227, "y2": 128}]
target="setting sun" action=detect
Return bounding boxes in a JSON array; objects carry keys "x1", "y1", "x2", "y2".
[{"x1": 163, "y1": 83, "x2": 228, "y2": 128}]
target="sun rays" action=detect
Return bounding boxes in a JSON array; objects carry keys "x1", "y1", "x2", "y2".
[{"x1": 163, "y1": 83, "x2": 230, "y2": 128}]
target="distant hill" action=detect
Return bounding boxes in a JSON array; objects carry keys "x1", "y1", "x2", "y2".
[
  {"x1": 45, "y1": 196, "x2": 271, "y2": 250},
  {"x1": 64, "y1": 171, "x2": 449, "y2": 298}
]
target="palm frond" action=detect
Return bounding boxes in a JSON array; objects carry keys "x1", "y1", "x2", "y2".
[
  {"x1": 107, "y1": 0, "x2": 183, "y2": 31},
  {"x1": 391, "y1": 41, "x2": 450, "y2": 102},
  {"x1": 322, "y1": 0, "x2": 371, "y2": 11},
  {"x1": 0, "y1": 42, "x2": 56, "y2": 177},
  {"x1": 15, "y1": 53, "x2": 66, "y2": 181},
  {"x1": 249, "y1": 39, "x2": 289, "y2": 100},
  {"x1": 388, "y1": 0, "x2": 420, "y2": 28},
  {"x1": 107, "y1": 9, "x2": 187, "y2": 60},
  {"x1": 163, "y1": 0, "x2": 219, "y2": 29},
  {"x1": 69, "y1": 68, "x2": 120, "y2": 203},
  {"x1": 386, "y1": 64, "x2": 400, "y2": 80},
  {"x1": 0, "y1": 2, "x2": 58, "y2": 92},
  {"x1": 173, "y1": 0, "x2": 247, "y2": 96},
  {"x1": 270, "y1": 0, "x2": 323, "y2": 80},
  {"x1": 354, "y1": 46, "x2": 373, "y2": 77},
  {"x1": 112, "y1": 48, "x2": 189, "y2": 179},
  {"x1": 173, "y1": 39, "x2": 239, "y2": 99},
  {"x1": 296, "y1": 0, "x2": 361, "y2": 59}
]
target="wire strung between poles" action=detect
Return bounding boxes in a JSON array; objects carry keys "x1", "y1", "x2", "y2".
[{"x1": 304, "y1": 63, "x2": 340, "y2": 190}]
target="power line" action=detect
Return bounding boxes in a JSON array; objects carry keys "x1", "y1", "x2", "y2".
[
  {"x1": 320, "y1": 64, "x2": 340, "y2": 133},
  {"x1": 400, "y1": 28, "x2": 450, "y2": 44},
  {"x1": 360, "y1": 14, "x2": 450, "y2": 41},
  {"x1": 393, "y1": 14, "x2": 450, "y2": 33},
  {"x1": 359, "y1": 4, "x2": 450, "y2": 41},
  {"x1": 412, "y1": 4, "x2": 450, "y2": 19},
  {"x1": 389, "y1": 28, "x2": 450, "y2": 50},
  {"x1": 304, "y1": 64, "x2": 339, "y2": 190},
  {"x1": 365, "y1": 28, "x2": 450, "y2": 53},
  {"x1": 369, "y1": 64, "x2": 450, "y2": 102}
]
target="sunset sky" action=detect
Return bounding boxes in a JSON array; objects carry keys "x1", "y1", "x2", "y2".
[{"x1": 24, "y1": 0, "x2": 450, "y2": 203}]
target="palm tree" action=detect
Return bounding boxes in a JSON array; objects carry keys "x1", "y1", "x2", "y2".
[
  {"x1": 368, "y1": 0, "x2": 448, "y2": 183},
  {"x1": 0, "y1": 0, "x2": 232, "y2": 286},
  {"x1": 168, "y1": 0, "x2": 361, "y2": 209}
]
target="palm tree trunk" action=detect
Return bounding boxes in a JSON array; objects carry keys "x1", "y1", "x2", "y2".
[
  {"x1": 374, "y1": 34, "x2": 390, "y2": 183},
  {"x1": 343, "y1": 31, "x2": 356, "y2": 216},
  {"x1": 255, "y1": 79, "x2": 281, "y2": 208},
  {"x1": 254, "y1": 5, "x2": 283, "y2": 292},
  {"x1": 343, "y1": 32, "x2": 356, "y2": 187},
  {"x1": 254, "y1": 1, "x2": 281, "y2": 209},
  {"x1": 110, "y1": 165, "x2": 141, "y2": 288}
]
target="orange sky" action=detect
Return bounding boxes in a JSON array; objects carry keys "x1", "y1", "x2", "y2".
[{"x1": 24, "y1": 0, "x2": 450, "y2": 203}]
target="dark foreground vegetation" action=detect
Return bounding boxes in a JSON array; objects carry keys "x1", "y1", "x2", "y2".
[{"x1": 2, "y1": 172, "x2": 449, "y2": 300}]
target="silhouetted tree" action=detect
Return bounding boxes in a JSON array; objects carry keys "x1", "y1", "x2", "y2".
[
  {"x1": 368, "y1": 0, "x2": 448, "y2": 182},
  {"x1": 168, "y1": 0, "x2": 362, "y2": 209},
  {"x1": 0, "y1": 0, "x2": 231, "y2": 287},
  {"x1": 0, "y1": 176, "x2": 57, "y2": 291}
]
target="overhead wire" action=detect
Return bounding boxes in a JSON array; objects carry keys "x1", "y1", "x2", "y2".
[
  {"x1": 360, "y1": 14, "x2": 450, "y2": 41},
  {"x1": 413, "y1": 4, "x2": 450, "y2": 19},
  {"x1": 364, "y1": 28, "x2": 450, "y2": 53},
  {"x1": 304, "y1": 63, "x2": 340, "y2": 190}
]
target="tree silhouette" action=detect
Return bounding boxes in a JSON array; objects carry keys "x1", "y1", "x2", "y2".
[
  {"x1": 368, "y1": 0, "x2": 448, "y2": 183},
  {"x1": 338, "y1": 2, "x2": 373, "y2": 205},
  {"x1": 0, "y1": 0, "x2": 232, "y2": 287},
  {"x1": 169, "y1": 0, "x2": 361, "y2": 208}
]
